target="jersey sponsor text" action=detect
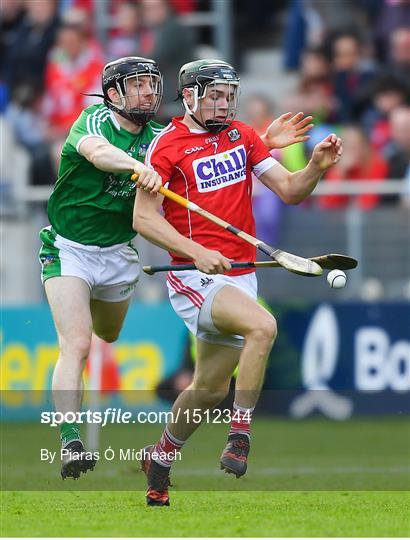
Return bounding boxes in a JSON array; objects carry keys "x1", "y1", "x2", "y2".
[{"x1": 192, "y1": 144, "x2": 246, "y2": 192}]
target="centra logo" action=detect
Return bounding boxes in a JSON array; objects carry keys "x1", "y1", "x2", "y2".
[{"x1": 192, "y1": 144, "x2": 246, "y2": 193}]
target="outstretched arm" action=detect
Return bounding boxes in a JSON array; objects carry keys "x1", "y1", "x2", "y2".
[
  {"x1": 260, "y1": 112, "x2": 314, "y2": 150},
  {"x1": 259, "y1": 133, "x2": 343, "y2": 204}
]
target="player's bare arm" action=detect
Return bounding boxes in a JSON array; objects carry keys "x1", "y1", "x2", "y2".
[
  {"x1": 79, "y1": 137, "x2": 162, "y2": 192},
  {"x1": 133, "y1": 189, "x2": 231, "y2": 274},
  {"x1": 260, "y1": 111, "x2": 314, "y2": 149},
  {"x1": 259, "y1": 133, "x2": 343, "y2": 204}
]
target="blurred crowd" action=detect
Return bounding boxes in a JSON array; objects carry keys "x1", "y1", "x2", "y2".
[
  {"x1": 0, "y1": 0, "x2": 196, "y2": 186},
  {"x1": 240, "y1": 0, "x2": 410, "y2": 243},
  {"x1": 0, "y1": 0, "x2": 409, "y2": 221},
  {"x1": 286, "y1": 2, "x2": 410, "y2": 204}
]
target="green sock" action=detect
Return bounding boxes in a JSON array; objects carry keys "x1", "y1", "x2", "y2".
[{"x1": 60, "y1": 422, "x2": 81, "y2": 447}]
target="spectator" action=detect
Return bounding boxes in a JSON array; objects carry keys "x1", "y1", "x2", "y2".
[
  {"x1": 388, "y1": 27, "x2": 410, "y2": 85},
  {"x1": 0, "y1": 0, "x2": 25, "y2": 54},
  {"x1": 307, "y1": 0, "x2": 370, "y2": 39},
  {"x1": 386, "y1": 106, "x2": 410, "y2": 180},
  {"x1": 244, "y1": 94, "x2": 275, "y2": 135},
  {"x1": 107, "y1": 2, "x2": 141, "y2": 61},
  {"x1": 318, "y1": 125, "x2": 388, "y2": 210},
  {"x1": 282, "y1": 0, "x2": 306, "y2": 70},
  {"x1": 0, "y1": 116, "x2": 31, "y2": 215},
  {"x1": 283, "y1": 46, "x2": 335, "y2": 122},
  {"x1": 139, "y1": 0, "x2": 195, "y2": 116},
  {"x1": 330, "y1": 30, "x2": 376, "y2": 122},
  {"x1": 4, "y1": 0, "x2": 60, "y2": 93},
  {"x1": 4, "y1": 81, "x2": 54, "y2": 185},
  {"x1": 362, "y1": 74, "x2": 410, "y2": 152},
  {"x1": 5, "y1": 82, "x2": 46, "y2": 151},
  {"x1": 374, "y1": 0, "x2": 410, "y2": 62},
  {"x1": 245, "y1": 94, "x2": 285, "y2": 245},
  {"x1": 282, "y1": 0, "x2": 370, "y2": 70},
  {"x1": 42, "y1": 16, "x2": 104, "y2": 169},
  {"x1": 59, "y1": 6, "x2": 103, "y2": 55},
  {"x1": 0, "y1": 0, "x2": 25, "y2": 108},
  {"x1": 299, "y1": 44, "x2": 331, "y2": 80}
]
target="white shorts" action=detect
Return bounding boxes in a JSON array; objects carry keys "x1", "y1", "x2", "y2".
[
  {"x1": 166, "y1": 270, "x2": 257, "y2": 348},
  {"x1": 39, "y1": 226, "x2": 140, "y2": 302}
]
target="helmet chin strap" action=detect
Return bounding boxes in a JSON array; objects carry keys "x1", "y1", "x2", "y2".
[
  {"x1": 104, "y1": 98, "x2": 151, "y2": 126},
  {"x1": 190, "y1": 114, "x2": 209, "y2": 131},
  {"x1": 119, "y1": 108, "x2": 153, "y2": 126},
  {"x1": 105, "y1": 74, "x2": 160, "y2": 126},
  {"x1": 189, "y1": 114, "x2": 231, "y2": 133}
]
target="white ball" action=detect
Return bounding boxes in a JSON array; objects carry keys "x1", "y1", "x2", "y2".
[{"x1": 327, "y1": 269, "x2": 347, "y2": 288}]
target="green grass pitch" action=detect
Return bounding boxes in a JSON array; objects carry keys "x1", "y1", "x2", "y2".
[
  {"x1": 1, "y1": 418, "x2": 409, "y2": 536},
  {"x1": 2, "y1": 490, "x2": 409, "y2": 537}
]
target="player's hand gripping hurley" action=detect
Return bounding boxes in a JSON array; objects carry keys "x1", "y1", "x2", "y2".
[{"x1": 131, "y1": 173, "x2": 322, "y2": 277}]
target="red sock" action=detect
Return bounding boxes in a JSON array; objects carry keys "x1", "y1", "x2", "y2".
[
  {"x1": 229, "y1": 403, "x2": 254, "y2": 439},
  {"x1": 153, "y1": 427, "x2": 185, "y2": 467}
]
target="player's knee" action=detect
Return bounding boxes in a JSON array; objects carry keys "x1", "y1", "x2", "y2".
[
  {"x1": 247, "y1": 316, "x2": 277, "y2": 347},
  {"x1": 60, "y1": 335, "x2": 92, "y2": 362},
  {"x1": 192, "y1": 384, "x2": 228, "y2": 408}
]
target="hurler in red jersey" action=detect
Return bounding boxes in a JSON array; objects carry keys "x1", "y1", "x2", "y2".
[{"x1": 134, "y1": 59, "x2": 343, "y2": 506}]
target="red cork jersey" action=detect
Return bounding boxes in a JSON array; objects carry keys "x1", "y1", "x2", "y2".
[{"x1": 146, "y1": 116, "x2": 277, "y2": 275}]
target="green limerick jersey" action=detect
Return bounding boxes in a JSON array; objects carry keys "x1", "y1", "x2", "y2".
[{"x1": 47, "y1": 103, "x2": 164, "y2": 246}]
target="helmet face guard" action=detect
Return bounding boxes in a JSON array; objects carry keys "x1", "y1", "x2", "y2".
[
  {"x1": 179, "y1": 61, "x2": 240, "y2": 133},
  {"x1": 102, "y1": 57, "x2": 163, "y2": 126}
]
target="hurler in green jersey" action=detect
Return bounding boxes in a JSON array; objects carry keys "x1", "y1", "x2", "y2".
[{"x1": 39, "y1": 56, "x2": 164, "y2": 480}]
